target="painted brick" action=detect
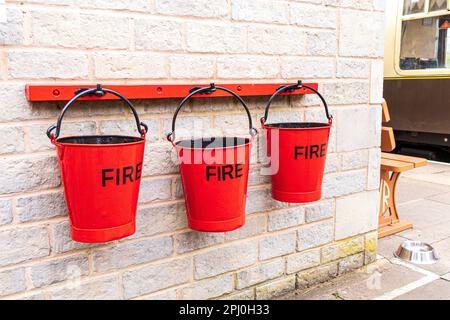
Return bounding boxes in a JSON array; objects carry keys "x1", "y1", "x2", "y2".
[
  {"x1": 99, "y1": 119, "x2": 159, "y2": 142},
  {"x1": 248, "y1": 26, "x2": 306, "y2": 55},
  {"x1": 290, "y1": 3, "x2": 337, "y2": 28},
  {"x1": 0, "y1": 268, "x2": 26, "y2": 297},
  {"x1": 16, "y1": 292, "x2": 48, "y2": 300},
  {"x1": 296, "y1": 262, "x2": 338, "y2": 289},
  {"x1": 305, "y1": 31, "x2": 337, "y2": 56},
  {"x1": 0, "y1": 155, "x2": 60, "y2": 195},
  {"x1": 49, "y1": 276, "x2": 119, "y2": 300},
  {"x1": 368, "y1": 148, "x2": 381, "y2": 190},
  {"x1": 338, "y1": 253, "x2": 365, "y2": 274},
  {"x1": 217, "y1": 56, "x2": 279, "y2": 79},
  {"x1": 134, "y1": 203, "x2": 187, "y2": 238},
  {"x1": 0, "y1": 8, "x2": 24, "y2": 45},
  {"x1": 340, "y1": 10, "x2": 384, "y2": 57},
  {"x1": 336, "y1": 106, "x2": 381, "y2": 152},
  {"x1": 138, "y1": 178, "x2": 172, "y2": 204},
  {"x1": 94, "y1": 53, "x2": 167, "y2": 79},
  {"x1": 373, "y1": 0, "x2": 386, "y2": 11},
  {"x1": 337, "y1": 59, "x2": 370, "y2": 79},
  {"x1": 246, "y1": 188, "x2": 286, "y2": 214},
  {"x1": 341, "y1": 0, "x2": 373, "y2": 11},
  {"x1": 286, "y1": 250, "x2": 321, "y2": 274},
  {"x1": 305, "y1": 200, "x2": 335, "y2": 223},
  {"x1": 135, "y1": 19, "x2": 183, "y2": 51},
  {"x1": 259, "y1": 233, "x2": 296, "y2": 260},
  {"x1": 224, "y1": 215, "x2": 266, "y2": 241},
  {"x1": 0, "y1": 125, "x2": 25, "y2": 154},
  {"x1": 141, "y1": 290, "x2": 177, "y2": 300},
  {"x1": 194, "y1": 241, "x2": 258, "y2": 279},
  {"x1": 370, "y1": 60, "x2": 385, "y2": 103},
  {"x1": 123, "y1": 258, "x2": 191, "y2": 299},
  {"x1": 322, "y1": 81, "x2": 369, "y2": 105},
  {"x1": 322, "y1": 170, "x2": 366, "y2": 198},
  {"x1": 341, "y1": 149, "x2": 369, "y2": 170},
  {"x1": 8, "y1": 51, "x2": 88, "y2": 79},
  {"x1": 281, "y1": 58, "x2": 335, "y2": 79},
  {"x1": 321, "y1": 236, "x2": 365, "y2": 263},
  {"x1": 0, "y1": 226, "x2": 50, "y2": 267},
  {"x1": 175, "y1": 231, "x2": 224, "y2": 254},
  {"x1": 16, "y1": 191, "x2": 66, "y2": 222},
  {"x1": 31, "y1": 10, "x2": 131, "y2": 49},
  {"x1": 231, "y1": 0, "x2": 289, "y2": 24},
  {"x1": 169, "y1": 56, "x2": 216, "y2": 79},
  {"x1": 268, "y1": 207, "x2": 305, "y2": 232},
  {"x1": 177, "y1": 274, "x2": 233, "y2": 300},
  {"x1": 52, "y1": 221, "x2": 102, "y2": 253},
  {"x1": 79, "y1": 0, "x2": 150, "y2": 11},
  {"x1": 335, "y1": 191, "x2": 379, "y2": 240},
  {"x1": 143, "y1": 143, "x2": 179, "y2": 177},
  {"x1": 222, "y1": 289, "x2": 255, "y2": 300},
  {"x1": 297, "y1": 221, "x2": 334, "y2": 251},
  {"x1": 30, "y1": 254, "x2": 89, "y2": 288},
  {"x1": 156, "y1": 0, "x2": 228, "y2": 17},
  {"x1": 186, "y1": 23, "x2": 247, "y2": 53},
  {"x1": 162, "y1": 115, "x2": 213, "y2": 140},
  {"x1": 236, "y1": 259, "x2": 284, "y2": 289},
  {"x1": 255, "y1": 276, "x2": 295, "y2": 300},
  {"x1": 93, "y1": 236, "x2": 173, "y2": 272},
  {"x1": 0, "y1": 85, "x2": 47, "y2": 122},
  {"x1": 0, "y1": 199, "x2": 13, "y2": 225},
  {"x1": 29, "y1": 121, "x2": 96, "y2": 152},
  {"x1": 365, "y1": 231, "x2": 378, "y2": 264}
]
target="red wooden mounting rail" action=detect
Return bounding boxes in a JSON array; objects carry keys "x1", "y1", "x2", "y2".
[{"x1": 25, "y1": 83, "x2": 318, "y2": 101}]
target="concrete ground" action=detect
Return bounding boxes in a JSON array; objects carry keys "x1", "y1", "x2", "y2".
[{"x1": 282, "y1": 162, "x2": 450, "y2": 300}]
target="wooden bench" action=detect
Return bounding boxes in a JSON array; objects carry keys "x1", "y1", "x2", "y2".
[{"x1": 378, "y1": 99, "x2": 428, "y2": 238}]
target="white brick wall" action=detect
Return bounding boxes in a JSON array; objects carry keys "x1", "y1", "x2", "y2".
[{"x1": 0, "y1": 0, "x2": 383, "y2": 300}]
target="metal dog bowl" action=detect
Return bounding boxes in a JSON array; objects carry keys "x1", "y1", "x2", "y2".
[{"x1": 394, "y1": 241, "x2": 439, "y2": 265}]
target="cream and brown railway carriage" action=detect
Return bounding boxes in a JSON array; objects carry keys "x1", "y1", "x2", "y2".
[{"x1": 385, "y1": 0, "x2": 450, "y2": 158}]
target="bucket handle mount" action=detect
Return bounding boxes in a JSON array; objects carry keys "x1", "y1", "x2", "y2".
[
  {"x1": 261, "y1": 80, "x2": 333, "y2": 126},
  {"x1": 47, "y1": 84, "x2": 148, "y2": 140},
  {"x1": 167, "y1": 83, "x2": 258, "y2": 143}
]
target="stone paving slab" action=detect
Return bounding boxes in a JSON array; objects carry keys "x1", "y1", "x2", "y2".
[
  {"x1": 394, "y1": 279, "x2": 450, "y2": 300},
  {"x1": 396, "y1": 199, "x2": 450, "y2": 230},
  {"x1": 281, "y1": 258, "x2": 425, "y2": 300},
  {"x1": 396, "y1": 178, "x2": 450, "y2": 204},
  {"x1": 402, "y1": 161, "x2": 450, "y2": 177},
  {"x1": 427, "y1": 192, "x2": 450, "y2": 205},
  {"x1": 282, "y1": 163, "x2": 450, "y2": 300}
]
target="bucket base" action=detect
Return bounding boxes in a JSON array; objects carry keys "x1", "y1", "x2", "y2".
[
  {"x1": 272, "y1": 189, "x2": 322, "y2": 203},
  {"x1": 188, "y1": 215, "x2": 245, "y2": 233},
  {"x1": 70, "y1": 220, "x2": 136, "y2": 243}
]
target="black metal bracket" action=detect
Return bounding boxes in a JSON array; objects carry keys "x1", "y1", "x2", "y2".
[
  {"x1": 74, "y1": 84, "x2": 106, "y2": 97},
  {"x1": 277, "y1": 80, "x2": 303, "y2": 93},
  {"x1": 189, "y1": 83, "x2": 217, "y2": 95}
]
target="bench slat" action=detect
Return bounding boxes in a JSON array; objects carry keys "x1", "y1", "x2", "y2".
[
  {"x1": 381, "y1": 127, "x2": 396, "y2": 152},
  {"x1": 381, "y1": 152, "x2": 427, "y2": 168},
  {"x1": 381, "y1": 158, "x2": 415, "y2": 172}
]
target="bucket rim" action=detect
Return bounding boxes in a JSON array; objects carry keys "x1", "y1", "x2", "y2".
[
  {"x1": 175, "y1": 136, "x2": 251, "y2": 150},
  {"x1": 55, "y1": 135, "x2": 145, "y2": 147},
  {"x1": 263, "y1": 122, "x2": 331, "y2": 130}
]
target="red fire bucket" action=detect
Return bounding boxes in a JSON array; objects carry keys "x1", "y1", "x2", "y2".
[
  {"x1": 47, "y1": 85, "x2": 148, "y2": 243},
  {"x1": 167, "y1": 84, "x2": 257, "y2": 232},
  {"x1": 261, "y1": 81, "x2": 332, "y2": 203}
]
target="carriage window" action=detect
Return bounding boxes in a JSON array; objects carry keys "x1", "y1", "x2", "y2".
[
  {"x1": 429, "y1": 0, "x2": 448, "y2": 12},
  {"x1": 403, "y1": 0, "x2": 426, "y2": 15},
  {"x1": 400, "y1": 16, "x2": 450, "y2": 69}
]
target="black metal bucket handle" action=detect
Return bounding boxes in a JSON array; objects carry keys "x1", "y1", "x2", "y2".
[
  {"x1": 47, "y1": 84, "x2": 148, "y2": 140},
  {"x1": 167, "y1": 83, "x2": 258, "y2": 143},
  {"x1": 261, "y1": 80, "x2": 332, "y2": 126}
]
